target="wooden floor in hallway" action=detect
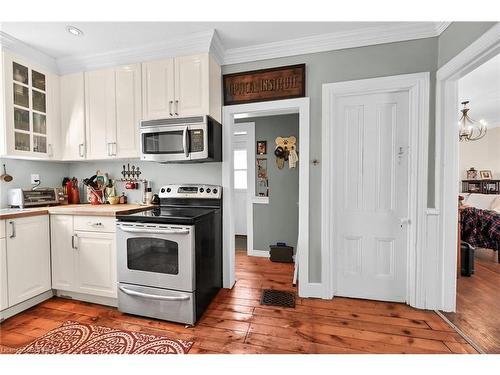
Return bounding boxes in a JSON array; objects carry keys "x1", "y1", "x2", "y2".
[
  {"x1": 443, "y1": 248, "x2": 500, "y2": 353},
  {"x1": 0, "y1": 252, "x2": 477, "y2": 354}
]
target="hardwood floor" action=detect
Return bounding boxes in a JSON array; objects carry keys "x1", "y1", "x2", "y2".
[
  {"x1": 443, "y1": 248, "x2": 500, "y2": 354},
  {"x1": 0, "y1": 252, "x2": 477, "y2": 354}
]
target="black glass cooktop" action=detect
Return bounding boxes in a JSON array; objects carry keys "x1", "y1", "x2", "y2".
[{"x1": 117, "y1": 206, "x2": 219, "y2": 224}]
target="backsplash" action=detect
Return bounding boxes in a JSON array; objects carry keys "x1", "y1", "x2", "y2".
[{"x1": 0, "y1": 157, "x2": 222, "y2": 208}]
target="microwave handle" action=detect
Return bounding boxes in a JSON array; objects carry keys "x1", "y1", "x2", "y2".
[
  {"x1": 119, "y1": 286, "x2": 190, "y2": 301},
  {"x1": 118, "y1": 226, "x2": 190, "y2": 235},
  {"x1": 183, "y1": 125, "x2": 189, "y2": 158}
]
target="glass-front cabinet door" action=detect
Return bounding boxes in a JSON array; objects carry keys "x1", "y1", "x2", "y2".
[{"x1": 5, "y1": 53, "x2": 52, "y2": 157}]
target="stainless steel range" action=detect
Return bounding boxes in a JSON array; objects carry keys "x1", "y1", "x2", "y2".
[{"x1": 116, "y1": 184, "x2": 222, "y2": 325}]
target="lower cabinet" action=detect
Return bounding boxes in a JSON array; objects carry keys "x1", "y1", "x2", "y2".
[
  {"x1": 5, "y1": 215, "x2": 51, "y2": 306},
  {"x1": 0, "y1": 220, "x2": 8, "y2": 311},
  {"x1": 51, "y1": 215, "x2": 117, "y2": 299}
]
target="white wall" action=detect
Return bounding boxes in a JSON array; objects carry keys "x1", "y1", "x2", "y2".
[{"x1": 460, "y1": 127, "x2": 500, "y2": 180}]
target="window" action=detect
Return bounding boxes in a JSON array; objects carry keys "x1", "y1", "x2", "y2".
[{"x1": 234, "y1": 149, "x2": 247, "y2": 189}]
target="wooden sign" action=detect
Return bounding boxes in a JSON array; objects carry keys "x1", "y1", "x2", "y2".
[{"x1": 223, "y1": 64, "x2": 305, "y2": 105}]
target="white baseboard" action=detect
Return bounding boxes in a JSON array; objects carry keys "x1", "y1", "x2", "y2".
[
  {"x1": 299, "y1": 282, "x2": 330, "y2": 299},
  {"x1": 0, "y1": 290, "x2": 53, "y2": 322},
  {"x1": 248, "y1": 249, "x2": 270, "y2": 257},
  {"x1": 55, "y1": 290, "x2": 118, "y2": 308}
]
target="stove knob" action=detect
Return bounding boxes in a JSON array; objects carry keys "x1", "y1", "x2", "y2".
[
  {"x1": 206, "y1": 188, "x2": 211, "y2": 193},
  {"x1": 199, "y1": 188, "x2": 204, "y2": 193},
  {"x1": 213, "y1": 188, "x2": 218, "y2": 194},
  {"x1": 160, "y1": 188, "x2": 165, "y2": 193},
  {"x1": 166, "y1": 188, "x2": 171, "y2": 193}
]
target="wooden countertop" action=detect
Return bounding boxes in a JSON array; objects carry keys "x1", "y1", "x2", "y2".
[{"x1": 0, "y1": 204, "x2": 154, "y2": 220}]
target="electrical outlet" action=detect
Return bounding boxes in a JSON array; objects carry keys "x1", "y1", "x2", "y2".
[{"x1": 31, "y1": 174, "x2": 40, "y2": 184}]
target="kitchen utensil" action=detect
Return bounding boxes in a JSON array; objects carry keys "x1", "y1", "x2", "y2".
[
  {"x1": 136, "y1": 167, "x2": 141, "y2": 179},
  {"x1": 131, "y1": 166, "x2": 136, "y2": 179},
  {"x1": 1, "y1": 164, "x2": 13, "y2": 182},
  {"x1": 108, "y1": 196, "x2": 120, "y2": 205},
  {"x1": 122, "y1": 165, "x2": 126, "y2": 179}
]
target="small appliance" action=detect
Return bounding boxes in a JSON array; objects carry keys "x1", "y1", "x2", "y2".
[{"x1": 8, "y1": 187, "x2": 64, "y2": 208}]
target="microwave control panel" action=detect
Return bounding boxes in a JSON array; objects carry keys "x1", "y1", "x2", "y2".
[{"x1": 190, "y1": 129, "x2": 205, "y2": 152}]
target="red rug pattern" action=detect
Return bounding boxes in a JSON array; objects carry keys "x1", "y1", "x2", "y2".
[{"x1": 15, "y1": 321, "x2": 193, "y2": 354}]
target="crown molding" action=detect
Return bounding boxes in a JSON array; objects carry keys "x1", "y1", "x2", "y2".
[
  {"x1": 222, "y1": 22, "x2": 448, "y2": 65},
  {"x1": 435, "y1": 22, "x2": 452, "y2": 35},
  {"x1": 209, "y1": 30, "x2": 225, "y2": 66},
  {"x1": 0, "y1": 31, "x2": 58, "y2": 73},
  {"x1": 56, "y1": 29, "x2": 216, "y2": 75}
]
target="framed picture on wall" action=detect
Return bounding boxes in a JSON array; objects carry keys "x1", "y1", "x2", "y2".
[
  {"x1": 480, "y1": 170, "x2": 492, "y2": 180},
  {"x1": 256, "y1": 141, "x2": 267, "y2": 155}
]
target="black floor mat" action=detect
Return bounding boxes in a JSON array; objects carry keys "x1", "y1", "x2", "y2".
[{"x1": 260, "y1": 289, "x2": 296, "y2": 308}]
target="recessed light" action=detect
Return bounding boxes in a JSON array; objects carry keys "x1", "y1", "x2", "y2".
[{"x1": 66, "y1": 25, "x2": 83, "y2": 37}]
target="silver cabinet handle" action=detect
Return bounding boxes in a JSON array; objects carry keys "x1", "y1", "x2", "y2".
[
  {"x1": 88, "y1": 222, "x2": 103, "y2": 227},
  {"x1": 73, "y1": 233, "x2": 78, "y2": 249},
  {"x1": 119, "y1": 286, "x2": 190, "y2": 301},
  {"x1": 48, "y1": 144, "x2": 53, "y2": 157},
  {"x1": 79, "y1": 143, "x2": 85, "y2": 158},
  {"x1": 169, "y1": 100, "x2": 173, "y2": 116},
  {"x1": 118, "y1": 226, "x2": 189, "y2": 235},
  {"x1": 113, "y1": 142, "x2": 117, "y2": 156},
  {"x1": 183, "y1": 125, "x2": 189, "y2": 158},
  {"x1": 107, "y1": 142, "x2": 112, "y2": 156},
  {"x1": 9, "y1": 221, "x2": 15, "y2": 238},
  {"x1": 174, "y1": 100, "x2": 179, "y2": 116}
]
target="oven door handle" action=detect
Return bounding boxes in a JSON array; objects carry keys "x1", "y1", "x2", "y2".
[
  {"x1": 118, "y1": 226, "x2": 190, "y2": 235},
  {"x1": 119, "y1": 286, "x2": 190, "y2": 301}
]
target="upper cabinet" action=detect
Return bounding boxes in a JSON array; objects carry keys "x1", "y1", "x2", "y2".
[
  {"x1": 1, "y1": 52, "x2": 60, "y2": 159},
  {"x1": 60, "y1": 72, "x2": 86, "y2": 161},
  {"x1": 85, "y1": 64, "x2": 141, "y2": 160},
  {"x1": 143, "y1": 53, "x2": 221, "y2": 123}
]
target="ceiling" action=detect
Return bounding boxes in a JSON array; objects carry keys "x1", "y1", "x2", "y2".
[
  {"x1": 459, "y1": 53, "x2": 500, "y2": 129},
  {"x1": 0, "y1": 21, "x2": 439, "y2": 59}
]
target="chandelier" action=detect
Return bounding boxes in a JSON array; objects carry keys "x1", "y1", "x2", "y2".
[{"x1": 459, "y1": 101, "x2": 487, "y2": 141}]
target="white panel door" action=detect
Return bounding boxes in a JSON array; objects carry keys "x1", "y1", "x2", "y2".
[
  {"x1": 6, "y1": 216, "x2": 51, "y2": 306},
  {"x1": 50, "y1": 215, "x2": 75, "y2": 291},
  {"x1": 233, "y1": 140, "x2": 248, "y2": 236},
  {"x1": 85, "y1": 68, "x2": 116, "y2": 160},
  {"x1": 60, "y1": 72, "x2": 86, "y2": 160},
  {"x1": 0, "y1": 236, "x2": 8, "y2": 311},
  {"x1": 115, "y1": 64, "x2": 142, "y2": 158},
  {"x1": 142, "y1": 58, "x2": 175, "y2": 120},
  {"x1": 174, "y1": 54, "x2": 209, "y2": 117},
  {"x1": 74, "y1": 231, "x2": 116, "y2": 298},
  {"x1": 333, "y1": 91, "x2": 409, "y2": 302}
]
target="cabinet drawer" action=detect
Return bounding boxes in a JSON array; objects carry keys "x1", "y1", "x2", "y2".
[
  {"x1": 0, "y1": 220, "x2": 5, "y2": 238},
  {"x1": 74, "y1": 216, "x2": 116, "y2": 233}
]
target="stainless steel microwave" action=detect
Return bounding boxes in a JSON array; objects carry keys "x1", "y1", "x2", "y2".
[{"x1": 140, "y1": 115, "x2": 222, "y2": 163}]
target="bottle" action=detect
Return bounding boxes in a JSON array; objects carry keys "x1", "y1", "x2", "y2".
[
  {"x1": 119, "y1": 192, "x2": 127, "y2": 204},
  {"x1": 145, "y1": 188, "x2": 153, "y2": 205}
]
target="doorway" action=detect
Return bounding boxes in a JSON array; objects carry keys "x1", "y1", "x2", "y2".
[{"x1": 222, "y1": 98, "x2": 311, "y2": 296}]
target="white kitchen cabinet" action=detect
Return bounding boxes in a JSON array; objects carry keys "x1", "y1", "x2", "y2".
[
  {"x1": 0, "y1": 220, "x2": 7, "y2": 311},
  {"x1": 50, "y1": 214, "x2": 117, "y2": 300},
  {"x1": 1, "y1": 51, "x2": 60, "y2": 159},
  {"x1": 142, "y1": 53, "x2": 221, "y2": 122},
  {"x1": 74, "y1": 231, "x2": 116, "y2": 298},
  {"x1": 142, "y1": 58, "x2": 175, "y2": 120},
  {"x1": 114, "y1": 64, "x2": 142, "y2": 158},
  {"x1": 50, "y1": 215, "x2": 75, "y2": 290},
  {"x1": 60, "y1": 72, "x2": 86, "y2": 160},
  {"x1": 85, "y1": 64, "x2": 141, "y2": 160},
  {"x1": 6, "y1": 215, "x2": 51, "y2": 306}
]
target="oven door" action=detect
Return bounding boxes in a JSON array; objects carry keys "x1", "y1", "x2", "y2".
[
  {"x1": 116, "y1": 222, "x2": 195, "y2": 292},
  {"x1": 140, "y1": 123, "x2": 208, "y2": 162}
]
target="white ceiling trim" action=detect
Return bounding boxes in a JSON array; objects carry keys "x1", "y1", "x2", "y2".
[
  {"x1": 222, "y1": 22, "x2": 450, "y2": 65},
  {"x1": 435, "y1": 22, "x2": 452, "y2": 35},
  {"x1": 56, "y1": 29, "x2": 216, "y2": 74},
  {"x1": 0, "y1": 31, "x2": 58, "y2": 73}
]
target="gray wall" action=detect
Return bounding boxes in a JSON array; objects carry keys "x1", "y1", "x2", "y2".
[
  {"x1": 238, "y1": 114, "x2": 299, "y2": 252},
  {"x1": 224, "y1": 37, "x2": 439, "y2": 282},
  {"x1": 0, "y1": 158, "x2": 70, "y2": 208},
  {"x1": 68, "y1": 161, "x2": 222, "y2": 203},
  {"x1": 438, "y1": 22, "x2": 497, "y2": 68}
]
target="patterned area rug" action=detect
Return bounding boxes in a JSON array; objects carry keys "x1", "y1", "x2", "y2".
[{"x1": 15, "y1": 321, "x2": 193, "y2": 354}]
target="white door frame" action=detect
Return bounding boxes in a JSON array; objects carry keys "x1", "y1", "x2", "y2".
[
  {"x1": 436, "y1": 23, "x2": 500, "y2": 312},
  {"x1": 222, "y1": 98, "x2": 311, "y2": 297},
  {"x1": 322, "y1": 72, "x2": 430, "y2": 306},
  {"x1": 232, "y1": 122, "x2": 258, "y2": 256}
]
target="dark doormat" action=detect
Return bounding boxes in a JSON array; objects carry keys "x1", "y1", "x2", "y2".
[{"x1": 260, "y1": 289, "x2": 296, "y2": 308}]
